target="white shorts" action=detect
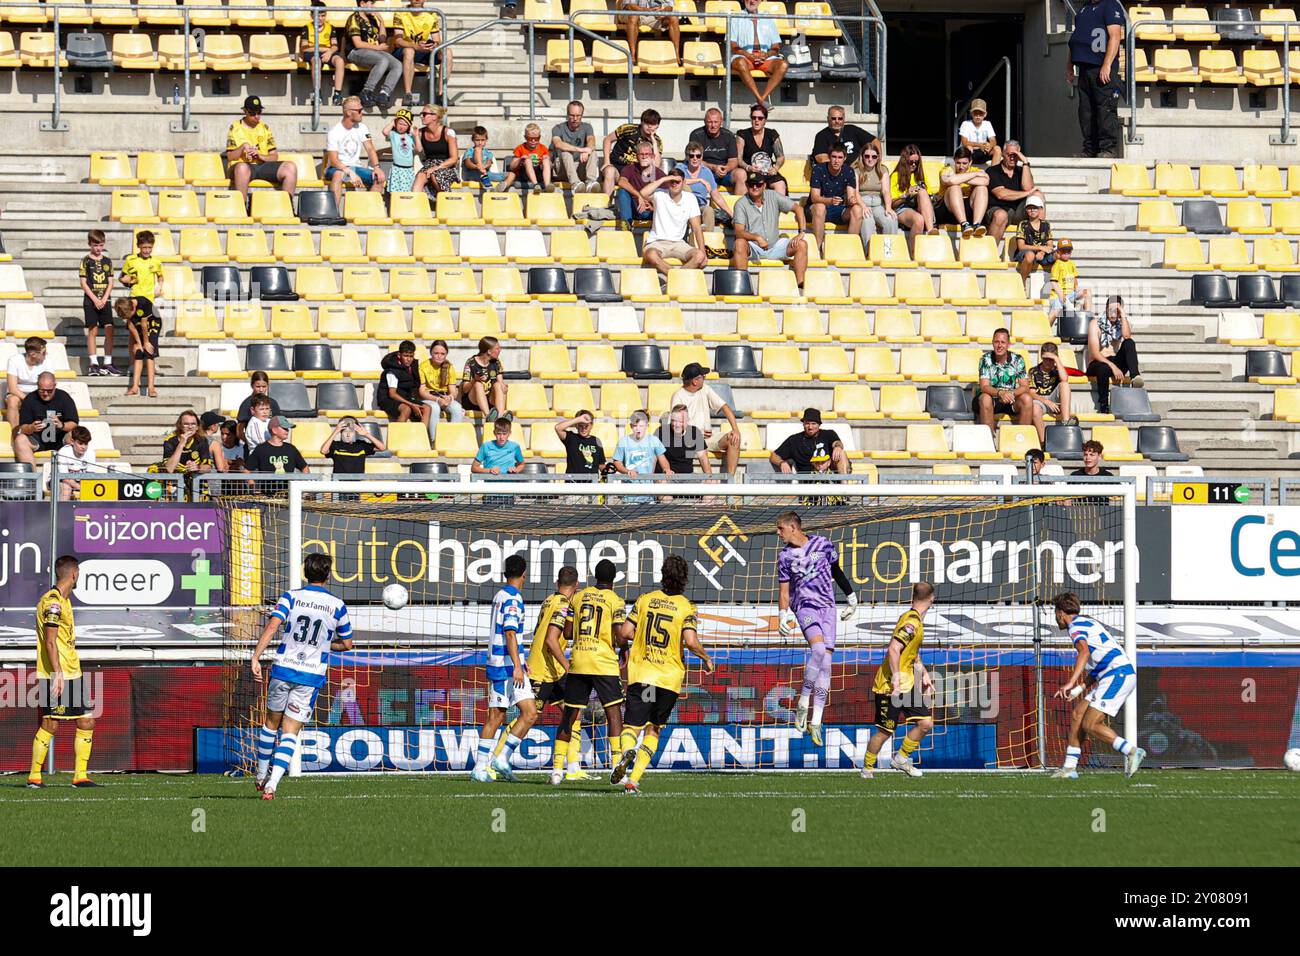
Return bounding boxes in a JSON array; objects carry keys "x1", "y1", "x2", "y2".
[
  {"x1": 1085, "y1": 667, "x2": 1136, "y2": 718},
  {"x1": 488, "y1": 675, "x2": 535, "y2": 710},
  {"x1": 266, "y1": 677, "x2": 320, "y2": 723}
]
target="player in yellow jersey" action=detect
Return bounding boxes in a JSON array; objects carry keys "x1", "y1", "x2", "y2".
[
  {"x1": 562, "y1": 559, "x2": 628, "y2": 778},
  {"x1": 859, "y1": 582, "x2": 935, "y2": 780},
  {"x1": 611, "y1": 555, "x2": 712, "y2": 795},
  {"x1": 29, "y1": 555, "x2": 99, "y2": 788}
]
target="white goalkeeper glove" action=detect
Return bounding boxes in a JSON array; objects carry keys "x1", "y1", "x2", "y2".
[
  {"x1": 779, "y1": 608, "x2": 799, "y2": 637},
  {"x1": 839, "y1": 593, "x2": 859, "y2": 621}
]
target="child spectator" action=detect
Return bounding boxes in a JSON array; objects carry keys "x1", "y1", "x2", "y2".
[
  {"x1": 958, "y1": 99, "x2": 1001, "y2": 166},
  {"x1": 1048, "y1": 238, "x2": 1092, "y2": 321},
  {"x1": 161, "y1": 410, "x2": 216, "y2": 483},
  {"x1": 417, "y1": 338, "x2": 465, "y2": 443},
  {"x1": 244, "y1": 395, "x2": 274, "y2": 455},
  {"x1": 244, "y1": 416, "x2": 310, "y2": 474},
  {"x1": 301, "y1": 1, "x2": 346, "y2": 106},
  {"x1": 500, "y1": 123, "x2": 552, "y2": 193},
  {"x1": 54, "y1": 425, "x2": 97, "y2": 500},
  {"x1": 120, "y1": 231, "x2": 163, "y2": 398},
  {"x1": 79, "y1": 229, "x2": 118, "y2": 377},
  {"x1": 613, "y1": 410, "x2": 672, "y2": 503},
  {"x1": 199, "y1": 411, "x2": 230, "y2": 472},
  {"x1": 322, "y1": 416, "x2": 386, "y2": 474},
  {"x1": 461, "y1": 126, "x2": 504, "y2": 187},
  {"x1": 383, "y1": 109, "x2": 419, "y2": 193},
  {"x1": 471, "y1": 417, "x2": 525, "y2": 475},
  {"x1": 461, "y1": 335, "x2": 507, "y2": 422},
  {"x1": 220, "y1": 419, "x2": 245, "y2": 469},
  {"x1": 1014, "y1": 195, "x2": 1054, "y2": 283}
]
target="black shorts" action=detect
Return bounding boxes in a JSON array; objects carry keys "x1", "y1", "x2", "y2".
[
  {"x1": 563, "y1": 672, "x2": 624, "y2": 709},
  {"x1": 974, "y1": 394, "x2": 1017, "y2": 416},
  {"x1": 39, "y1": 676, "x2": 91, "y2": 719},
  {"x1": 241, "y1": 160, "x2": 286, "y2": 184},
  {"x1": 873, "y1": 691, "x2": 930, "y2": 733},
  {"x1": 535, "y1": 678, "x2": 567, "y2": 706},
  {"x1": 624, "y1": 682, "x2": 679, "y2": 727},
  {"x1": 133, "y1": 325, "x2": 160, "y2": 360},
  {"x1": 459, "y1": 383, "x2": 496, "y2": 411},
  {"x1": 83, "y1": 298, "x2": 113, "y2": 327},
  {"x1": 935, "y1": 196, "x2": 976, "y2": 225},
  {"x1": 970, "y1": 148, "x2": 995, "y2": 165}
]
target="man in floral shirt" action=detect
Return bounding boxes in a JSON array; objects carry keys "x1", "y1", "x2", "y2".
[{"x1": 974, "y1": 326, "x2": 1034, "y2": 437}]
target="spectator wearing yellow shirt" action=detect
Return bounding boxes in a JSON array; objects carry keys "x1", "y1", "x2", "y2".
[
  {"x1": 393, "y1": 0, "x2": 452, "y2": 107},
  {"x1": 1047, "y1": 237, "x2": 1092, "y2": 321},
  {"x1": 300, "y1": 3, "x2": 347, "y2": 106},
  {"x1": 226, "y1": 95, "x2": 298, "y2": 203}
]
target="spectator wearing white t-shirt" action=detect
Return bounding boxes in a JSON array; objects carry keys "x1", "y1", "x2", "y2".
[
  {"x1": 958, "y1": 99, "x2": 1001, "y2": 166},
  {"x1": 53, "y1": 425, "x2": 97, "y2": 500},
  {"x1": 639, "y1": 174, "x2": 706, "y2": 276},
  {"x1": 324, "y1": 96, "x2": 386, "y2": 211},
  {"x1": 666, "y1": 361, "x2": 741, "y2": 474},
  {"x1": 5, "y1": 336, "x2": 51, "y2": 429}
]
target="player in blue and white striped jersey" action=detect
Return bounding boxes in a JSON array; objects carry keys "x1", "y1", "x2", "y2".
[
  {"x1": 1051, "y1": 591, "x2": 1145, "y2": 779},
  {"x1": 471, "y1": 554, "x2": 538, "y2": 782},
  {"x1": 250, "y1": 552, "x2": 354, "y2": 799}
]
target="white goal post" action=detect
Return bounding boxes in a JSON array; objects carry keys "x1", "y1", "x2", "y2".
[{"x1": 285, "y1": 480, "x2": 1139, "y2": 752}]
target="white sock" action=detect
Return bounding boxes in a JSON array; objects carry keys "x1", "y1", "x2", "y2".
[
  {"x1": 255, "y1": 725, "x2": 277, "y2": 781},
  {"x1": 1063, "y1": 746, "x2": 1081, "y2": 770},
  {"x1": 500, "y1": 733, "x2": 521, "y2": 762},
  {"x1": 267, "y1": 732, "x2": 298, "y2": 790},
  {"x1": 1112, "y1": 736, "x2": 1135, "y2": 756},
  {"x1": 473, "y1": 738, "x2": 494, "y2": 770},
  {"x1": 797, "y1": 692, "x2": 810, "y2": 710}
]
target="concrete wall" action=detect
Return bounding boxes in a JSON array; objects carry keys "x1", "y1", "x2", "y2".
[{"x1": 1021, "y1": 0, "x2": 1083, "y2": 157}]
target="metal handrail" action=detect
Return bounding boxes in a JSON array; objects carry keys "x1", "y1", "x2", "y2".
[
  {"x1": 524, "y1": 17, "x2": 637, "y2": 122},
  {"x1": 954, "y1": 55, "x2": 1012, "y2": 151},
  {"x1": 1124, "y1": 16, "x2": 1295, "y2": 147}
]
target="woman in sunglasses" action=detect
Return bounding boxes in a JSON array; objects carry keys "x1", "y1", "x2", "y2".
[
  {"x1": 887, "y1": 143, "x2": 937, "y2": 247},
  {"x1": 735, "y1": 104, "x2": 787, "y2": 195},
  {"x1": 851, "y1": 144, "x2": 899, "y2": 239}
]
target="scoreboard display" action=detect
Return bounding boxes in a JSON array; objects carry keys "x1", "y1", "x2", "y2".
[
  {"x1": 1172, "y1": 482, "x2": 1251, "y2": 505},
  {"x1": 79, "y1": 478, "x2": 165, "y2": 502}
]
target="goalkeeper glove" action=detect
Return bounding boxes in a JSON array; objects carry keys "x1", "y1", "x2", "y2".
[
  {"x1": 839, "y1": 593, "x2": 859, "y2": 621},
  {"x1": 779, "y1": 608, "x2": 799, "y2": 637}
]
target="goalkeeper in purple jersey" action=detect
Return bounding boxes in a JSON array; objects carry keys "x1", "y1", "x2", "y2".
[{"x1": 776, "y1": 511, "x2": 858, "y2": 747}]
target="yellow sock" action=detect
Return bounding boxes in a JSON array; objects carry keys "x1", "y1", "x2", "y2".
[
  {"x1": 900, "y1": 736, "x2": 920, "y2": 759},
  {"x1": 630, "y1": 731, "x2": 659, "y2": 784},
  {"x1": 74, "y1": 728, "x2": 93, "y2": 780},
  {"x1": 552, "y1": 734, "x2": 567, "y2": 772},
  {"x1": 566, "y1": 718, "x2": 584, "y2": 768},
  {"x1": 30, "y1": 728, "x2": 53, "y2": 779},
  {"x1": 619, "y1": 727, "x2": 639, "y2": 763},
  {"x1": 862, "y1": 749, "x2": 879, "y2": 769}
]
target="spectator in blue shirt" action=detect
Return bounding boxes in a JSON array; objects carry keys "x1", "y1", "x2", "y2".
[
  {"x1": 807, "y1": 142, "x2": 862, "y2": 251},
  {"x1": 1067, "y1": 0, "x2": 1125, "y2": 158},
  {"x1": 727, "y1": 0, "x2": 787, "y2": 110},
  {"x1": 613, "y1": 410, "x2": 672, "y2": 503},
  {"x1": 678, "y1": 141, "x2": 730, "y2": 229},
  {"x1": 472, "y1": 418, "x2": 525, "y2": 475}
]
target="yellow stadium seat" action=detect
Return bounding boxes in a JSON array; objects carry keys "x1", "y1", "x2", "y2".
[
  {"x1": 316, "y1": 304, "x2": 365, "y2": 339},
  {"x1": 506, "y1": 382, "x2": 551, "y2": 418},
  {"x1": 919, "y1": 309, "x2": 966, "y2": 343},
  {"x1": 223, "y1": 302, "x2": 270, "y2": 339},
  {"x1": 436, "y1": 193, "x2": 482, "y2": 226},
  {"x1": 595, "y1": 382, "x2": 641, "y2": 419},
  {"x1": 2, "y1": 4, "x2": 48, "y2": 25},
  {"x1": 295, "y1": 265, "x2": 342, "y2": 300},
  {"x1": 1136, "y1": 199, "x2": 1186, "y2": 233},
  {"x1": 737, "y1": 307, "x2": 784, "y2": 342},
  {"x1": 576, "y1": 344, "x2": 626, "y2": 379},
  {"x1": 481, "y1": 267, "x2": 529, "y2": 302},
  {"x1": 270, "y1": 228, "x2": 319, "y2": 263},
  {"x1": 894, "y1": 271, "x2": 942, "y2": 306},
  {"x1": 638, "y1": 39, "x2": 684, "y2": 75},
  {"x1": 341, "y1": 191, "x2": 390, "y2": 226},
  {"x1": 801, "y1": 269, "x2": 849, "y2": 305},
  {"x1": 782, "y1": 307, "x2": 831, "y2": 343},
  {"x1": 249, "y1": 190, "x2": 297, "y2": 225},
  {"x1": 899, "y1": 347, "x2": 947, "y2": 382},
  {"x1": 534, "y1": 382, "x2": 584, "y2": 418},
  {"x1": 1261, "y1": 7, "x2": 1300, "y2": 42},
  {"x1": 668, "y1": 344, "x2": 710, "y2": 378},
  {"x1": 460, "y1": 305, "x2": 502, "y2": 340},
  {"x1": 830, "y1": 384, "x2": 882, "y2": 420},
  {"x1": 130, "y1": 226, "x2": 175, "y2": 262},
  {"x1": 1153, "y1": 47, "x2": 1199, "y2": 83},
  {"x1": 269, "y1": 304, "x2": 315, "y2": 339},
  {"x1": 157, "y1": 189, "x2": 204, "y2": 224},
  {"x1": 594, "y1": 230, "x2": 640, "y2": 264},
  {"x1": 1207, "y1": 235, "x2": 1256, "y2": 271},
  {"x1": 202, "y1": 33, "x2": 252, "y2": 70},
  {"x1": 868, "y1": 233, "x2": 915, "y2": 267},
  {"x1": 762, "y1": 345, "x2": 810, "y2": 380},
  {"x1": 384, "y1": 421, "x2": 432, "y2": 458},
  {"x1": 997, "y1": 423, "x2": 1040, "y2": 459},
  {"x1": 390, "y1": 191, "x2": 433, "y2": 225},
  {"x1": 1289, "y1": 167, "x2": 1300, "y2": 199},
  {"x1": 389, "y1": 266, "x2": 436, "y2": 301},
  {"x1": 546, "y1": 37, "x2": 593, "y2": 73},
  {"x1": 551, "y1": 305, "x2": 599, "y2": 340},
  {"x1": 367, "y1": 228, "x2": 415, "y2": 264},
  {"x1": 162, "y1": 265, "x2": 199, "y2": 300},
  {"x1": 848, "y1": 271, "x2": 897, "y2": 305},
  {"x1": 1263, "y1": 312, "x2": 1300, "y2": 346},
  {"x1": 201, "y1": 189, "x2": 250, "y2": 225},
  {"x1": 593, "y1": 39, "x2": 630, "y2": 74},
  {"x1": 1245, "y1": 164, "x2": 1289, "y2": 199},
  {"x1": 758, "y1": 270, "x2": 801, "y2": 304},
  {"x1": 807, "y1": 346, "x2": 855, "y2": 381},
  {"x1": 548, "y1": 230, "x2": 596, "y2": 265},
  {"x1": 1274, "y1": 388, "x2": 1300, "y2": 422},
  {"x1": 362, "y1": 304, "x2": 407, "y2": 340},
  {"x1": 682, "y1": 39, "x2": 724, "y2": 76},
  {"x1": 1131, "y1": 6, "x2": 1174, "y2": 42},
  {"x1": 526, "y1": 192, "x2": 574, "y2": 227},
  {"x1": 503, "y1": 303, "x2": 550, "y2": 340},
  {"x1": 1012, "y1": 309, "x2": 1056, "y2": 344},
  {"x1": 318, "y1": 228, "x2": 367, "y2": 263},
  {"x1": 946, "y1": 347, "x2": 983, "y2": 382},
  {"x1": 699, "y1": 1, "x2": 738, "y2": 35},
  {"x1": 134, "y1": 152, "x2": 183, "y2": 188},
  {"x1": 1129, "y1": 47, "x2": 1157, "y2": 84},
  {"x1": 111, "y1": 32, "x2": 158, "y2": 68},
  {"x1": 410, "y1": 305, "x2": 454, "y2": 340},
  {"x1": 249, "y1": 32, "x2": 294, "y2": 70},
  {"x1": 906, "y1": 423, "x2": 955, "y2": 459},
  {"x1": 1089, "y1": 425, "x2": 1143, "y2": 461},
  {"x1": 413, "y1": 229, "x2": 458, "y2": 263},
  {"x1": 1109, "y1": 163, "x2": 1157, "y2": 197},
  {"x1": 959, "y1": 236, "x2": 1008, "y2": 269},
  {"x1": 89, "y1": 151, "x2": 136, "y2": 185},
  {"x1": 183, "y1": 152, "x2": 228, "y2": 187},
  {"x1": 621, "y1": 268, "x2": 667, "y2": 302},
  {"x1": 1244, "y1": 49, "x2": 1284, "y2": 86},
  {"x1": 646, "y1": 382, "x2": 680, "y2": 417},
  {"x1": 854, "y1": 347, "x2": 903, "y2": 382},
  {"x1": 1170, "y1": 6, "x2": 1217, "y2": 41},
  {"x1": 873, "y1": 308, "x2": 922, "y2": 343},
  {"x1": 174, "y1": 300, "x2": 222, "y2": 339},
  {"x1": 1199, "y1": 164, "x2": 1247, "y2": 198},
  {"x1": 822, "y1": 234, "x2": 866, "y2": 266},
  {"x1": 794, "y1": 1, "x2": 839, "y2": 38},
  {"x1": 111, "y1": 189, "x2": 158, "y2": 223},
  {"x1": 1199, "y1": 47, "x2": 1244, "y2": 84},
  {"x1": 985, "y1": 272, "x2": 1035, "y2": 305},
  {"x1": 826, "y1": 308, "x2": 875, "y2": 343},
  {"x1": 939, "y1": 272, "x2": 984, "y2": 307},
  {"x1": 1254, "y1": 238, "x2": 1300, "y2": 272},
  {"x1": 1162, "y1": 235, "x2": 1207, "y2": 270},
  {"x1": 1154, "y1": 163, "x2": 1202, "y2": 197},
  {"x1": 963, "y1": 310, "x2": 1004, "y2": 343},
  {"x1": 913, "y1": 234, "x2": 958, "y2": 269},
  {"x1": 481, "y1": 192, "x2": 528, "y2": 226},
  {"x1": 20, "y1": 32, "x2": 67, "y2": 68},
  {"x1": 666, "y1": 270, "x2": 713, "y2": 303},
  {"x1": 178, "y1": 227, "x2": 226, "y2": 263},
  {"x1": 530, "y1": 343, "x2": 579, "y2": 380},
  {"x1": 435, "y1": 267, "x2": 482, "y2": 301},
  {"x1": 573, "y1": 193, "x2": 613, "y2": 221},
  {"x1": 783, "y1": 161, "x2": 812, "y2": 195}
]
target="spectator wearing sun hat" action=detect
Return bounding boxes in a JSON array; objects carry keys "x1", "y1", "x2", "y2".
[{"x1": 958, "y1": 98, "x2": 1001, "y2": 166}]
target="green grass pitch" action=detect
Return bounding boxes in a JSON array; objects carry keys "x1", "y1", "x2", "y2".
[{"x1": 1, "y1": 771, "x2": 1294, "y2": 866}]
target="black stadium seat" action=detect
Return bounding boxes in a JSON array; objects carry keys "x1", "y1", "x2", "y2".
[
  {"x1": 1137, "y1": 425, "x2": 1190, "y2": 462},
  {"x1": 710, "y1": 382, "x2": 743, "y2": 418},
  {"x1": 521, "y1": 462, "x2": 550, "y2": 475},
  {"x1": 1245, "y1": 349, "x2": 1288, "y2": 381},
  {"x1": 527, "y1": 266, "x2": 572, "y2": 298},
  {"x1": 269, "y1": 380, "x2": 313, "y2": 417},
  {"x1": 712, "y1": 268, "x2": 755, "y2": 299},
  {"x1": 246, "y1": 343, "x2": 291, "y2": 373},
  {"x1": 1237, "y1": 274, "x2": 1283, "y2": 309},
  {"x1": 1109, "y1": 387, "x2": 1160, "y2": 423},
  {"x1": 1214, "y1": 6, "x2": 1263, "y2": 43},
  {"x1": 1181, "y1": 199, "x2": 1230, "y2": 235},
  {"x1": 1189, "y1": 273, "x2": 1236, "y2": 307},
  {"x1": 1057, "y1": 310, "x2": 1090, "y2": 345},
  {"x1": 621, "y1": 344, "x2": 670, "y2": 380},
  {"x1": 820, "y1": 41, "x2": 867, "y2": 82},
  {"x1": 0, "y1": 462, "x2": 38, "y2": 501},
  {"x1": 409, "y1": 461, "x2": 451, "y2": 475},
  {"x1": 293, "y1": 343, "x2": 335, "y2": 373},
  {"x1": 202, "y1": 265, "x2": 244, "y2": 302},
  {"x1": 249, "y1": 266, "x2": 298, "y2": 301},
  {"x1": 1044, "y1": 424, "x2": 1083, "y2": 461},
  {"x1": 781, "y1": 42, "x2": 819, "y2": 82},
  {"x1": 572, "y1": 266, "x2": 622, "y2": 303},
  {"x1": 314, "y1": 382, "x2": 361, "y2": 414},
  {"x1": 713, "y1": 344, "x2": 762, "y2": 379},
  {"x1": 66, "y1": 32, "x2": 111, "y2": 70},
  {"x1": 298, "y1": 190, "x2": 345, "y2": 226},
  {"x1": 925, "y1": 384, "x2": 975, "y2": 421}
]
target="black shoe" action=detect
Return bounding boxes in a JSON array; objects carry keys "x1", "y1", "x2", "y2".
[
  {"x1": 87, "y1": 364, "x2": 102, "y2": 377},
  {"x1": 104, "y1": 364, "x2": 123, "y2": 376},
  {"x1": 406, "y1": 90, "x2": 423, "y2": 108},
  {"x1": 331, "y1": 90, "x2": 343, "y2": 106},
  {"x1": 501, "y1": 2, "x2": 519, "y2": 17},
  {"x1": 376, "y1": 90, "x2": 393, "y2": 110},
  {"x1": 609, "y1": 747, "x2": 636, "y2": 785},
  {"x1": 359, "y1": 89, "x2": 375, "y2": 110},
  {"x1": 72, "y1": 778, "x2": 102, "y2": 788},
  {"x1": 1098, "y1": 403, "x2": 1110, "y2": 415},
  {"x1": 26, "y1": 778, "x2": 43, "y2": 789}
]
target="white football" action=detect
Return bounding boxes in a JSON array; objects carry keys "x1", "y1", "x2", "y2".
[
  {"x1": 382, "y1": 583, "x2": 409, "y2": 610},
  {"x1": 1284, "y1": 748, "x2": 1300, "y2": 772}
]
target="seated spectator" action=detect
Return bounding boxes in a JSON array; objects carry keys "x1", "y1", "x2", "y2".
[
  {"x1": 472, "y1": 417, "x2": 525, "y2": 475},
  {"x1": 418, "y1": 338, "x2": 465, "y2": 443},
  {"x1": 640, "y1": 174, "x2": 706, "y2": 277},
  {"x1": 851, "y1": 144, "x2": 899, "y2": 240},
  {"x1": 322, "y1": 416, "x2": 386, "y2": 474},
  {"x1": 736, "y1": 105, "x2": 787, "y2": 195},
  {"x1": 393, "y1": 0, "x2": 450, "y2": 107},
  {"x1": 300, "y1": 2, "x2": 346, "y2": 106},
  {"x1": 220, "y1": 419, "x2": 245, "y2": 469},
  {"x1": 344, "y1": 0, "x2": 400, "y2": 110},
  {"x1": 615, "y1": 141, "x2": 666, "y2": 226},
  {"x1": 244, "y1": 416, "x2": 310, "y2": 474},
  {"x1": 226, "y1": 96, "x2": 297, "y2": 203},
  {"x1": 769, "y1": 407, "x2": 849, "y2": 474},
  {"x1": 688, "y1": 108, "x2": 742, "y2": 194},
  {"x1": 614, "y1": 410, "x2": 672, "y2": 502},
  {"x1": 1047, "y1": 238, "x2": 1093, "y2": 321},
  {"x1": 937, "y1": 147, "x2": 989, "y2": 239},
  {"x1": 1028, "y1": 342, "x2": 1077, "y2": 444},
  {"x1": 236, "y1": 371, "x2": 282, "y2": 444},
  {"x1": 807, "y1": 142, "x2": 863, "y2": 252},
  {"x1": 677, "y1": 143, "x2": 729, "y2": 230},
  {"x1": 5, "y1": 336, "x2": 51, "y2": 429},
  {"x1": 888, "y1": 143, "x2": 937, "y2": 245},
  {"x1": 199, "y1": 411, "x2": 230, "y2": 472},
  {"x1": 381, "y1": 109, "x2": 419, "y2": 194},
  {"x1": 958, "y1": 99, "x2": 1001, "y2": 166},
  {"x1": 325, "y1": 96, "x2": 386, "y2": 212},
  {"x1": 13, "y1": 373, "x2": 78, "y2": 465},
  {"x1": 462, "y1": 126, "x2": 504, "y2": 187},
  {"x1": 551, "y1": 101, "x2": 599, "y2": 192},
  {"x1": 657, "y1": 404, "x2": 711, "y2": 475},
  {"x1": 985, "y1": 140, "x2": 1044, "y2": 242},
  {"x1": 599, "y1": 109, "x2": 663, "y2": 201},
  {"x1": 1025, "y1": 446, "x2": 1045, "y2": 477},
  {"x1": 668, "y1": 361, "x2": 741, "y2": 474},
  {"x1": 244, "y1": 395, "x2": 274, "y2": 455},
  {"x1": 162, "y1": 410, "x2": 216, "y2": 480},
  {"x1": 462, "y1": 335, "x2": 508, "y2": 422},
  {"x1": 499, "y1": 123, "x2": 553, "y2": 193},
  {"x1": 730, "y1": 179, "x2": 809, "y2": 289},
  {"x1": 1071, "y1": 439, "x2": 1113, "y2": 477},
  {"x1": 616, "y1": 0, "x2": 682, "y2": 68},
  {"x1": 53, "y1": 425, "x2": 96, "y2": 500},
  {"x1": 1086, "y1": 295, "x2": 1142, "y2": 415},
  {"x1": 1013, "y1": 195, "x2": 1054, "y2": 283},
  {"x1": 811, "y1": 105, "x2": 879, "y2": 165},
  {"x1": 555, "y1": 411, "x2": 607, "y2": 476},
  {"x1": 378, "y1": 340, "x2": 428, "y2": 424},
  {"x1": 974, "y1": 327, "x2": 1034, "y2": 435},
  {"x1": 727, "y1": 0, "x2": 787, "y2": 108},
  {"x1": 412, "y1": 105, "x2": 459, "y2": 195}
]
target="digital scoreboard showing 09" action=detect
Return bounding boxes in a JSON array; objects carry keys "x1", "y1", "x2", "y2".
[
  {"x1": 79, "y1": 478, "x2": 165, "y2": 502},
  {"x1": 1172, "y1": 482, "x2": 1251, "y2": 505}
]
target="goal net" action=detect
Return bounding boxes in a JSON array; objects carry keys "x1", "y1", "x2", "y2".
[{"x1": 214, "y1": 481, "x2": 1135, "y2": 775}]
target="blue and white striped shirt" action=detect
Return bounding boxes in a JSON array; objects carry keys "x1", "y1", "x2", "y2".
[
  {"x1": 269, "y1": 585, "x2": 353, "y2": 688},
  {"x1": 487, "y1": 585, "x2": 525, "y2": 682},
  {"x1": 1069, "y1": 614, "x2": 1132, "y2": 681}
]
